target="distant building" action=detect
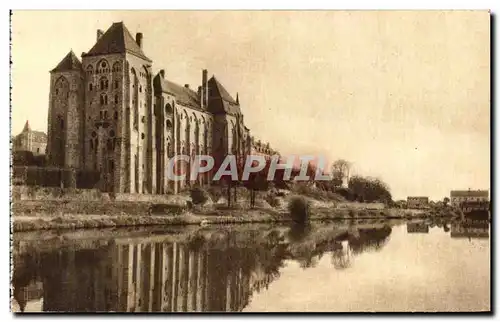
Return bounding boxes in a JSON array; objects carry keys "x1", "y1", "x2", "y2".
[
  {"x1": 12, "y1": 121, "x2": 47, "y2": 156},
  {"x1": 450, "y1": 189, "x2": 489, "y2": 207},
  {"x1": 407, "y1": 196, "x2": 429, "y2": 209}
]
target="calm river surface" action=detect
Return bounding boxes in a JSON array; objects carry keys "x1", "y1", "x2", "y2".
[{"x1": 12, "y1": 219, "x2": 490, "y2": 312}]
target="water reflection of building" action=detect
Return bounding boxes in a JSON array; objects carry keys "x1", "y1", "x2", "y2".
[
  {"x1": 13, "y1": 239, "x2": 279, "y2": 312},
  {"x1": 450, "y1": 221, "x2": 489, "y2": 239},
  {"x1": 406, "y1": 223, "x2": 430, "y2": 234},
  {"x1": 12, "y1": 224, "x2": 395, "y2": 312}
]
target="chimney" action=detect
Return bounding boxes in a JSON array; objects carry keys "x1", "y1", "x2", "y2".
[
  {"x1": 184, "y1": 84, "x2": 190, "y2": 89},
  {"x1": 96, "y1": 29, "x2": 104, "y2": 42},
  {"x1": 159, "y1": 69, "x2": 165, "y2": 79},
  {"x1": 202, "y1": 69, "x2": 208, "y2": 109},
  {"x1": 136, "y1": 32, "x2": 143, "y2": 49}
]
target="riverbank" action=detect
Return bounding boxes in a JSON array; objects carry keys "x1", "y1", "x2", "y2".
[{"x1": 11, "y1": 198, "x2": 458, "y2": 232}]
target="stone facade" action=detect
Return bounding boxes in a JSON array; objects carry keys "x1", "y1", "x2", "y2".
[
  {"x1": 47, "y1": 22, "x2": 278, "y2": 194},
  {"x1": 12, "y1": 121, "x2": 47, "y2": 156}
]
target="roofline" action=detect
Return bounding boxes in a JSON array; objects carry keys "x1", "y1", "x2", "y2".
[{"x1": 81, "y1": 49, "x2": 152, "y2": 63}]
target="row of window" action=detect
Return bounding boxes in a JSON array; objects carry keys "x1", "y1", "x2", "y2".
[
  {"x1": 86, "y1": 61, "x2": 122, "y2": 76},
  {"x1": 89, "y1": 79, "x2": 119, "y2": 92},
  {"x1": 98, "y1": 94, "x2": 121, "y2": 106}
]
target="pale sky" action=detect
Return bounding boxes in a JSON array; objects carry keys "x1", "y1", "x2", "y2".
[{"x1": 11, "y1": 11, "x2": 490, "y2": 200}]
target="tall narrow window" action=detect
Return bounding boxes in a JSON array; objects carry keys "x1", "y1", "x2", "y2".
[
  {"x1": 100, "y1": 77, "x2": 109, "y2": 90},
  {"x1": 114, "y1": 94, "x2": 118, "y2": 104},
  {"x1": 114, "y1": 80, "x2": 119, "y2": 89},
  {"x1": 89, "y1": 83, "x2": 93, "y2": 91}
]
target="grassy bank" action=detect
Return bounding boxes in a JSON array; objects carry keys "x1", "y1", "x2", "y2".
[{"x1": 11, "y1": 197, "x2": 457, "y2": 232}]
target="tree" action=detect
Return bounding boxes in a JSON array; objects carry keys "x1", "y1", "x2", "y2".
[
  {"x1": 244, "y1": 158, "x2": 271, "y2": 208},
  {"x1": 331, "y1": 159, "x2": 351, "y2": 188},
  {"x1": 348, "y1": 175, "x2": 392, "y2": 204},
  {"x1": 443, "y1": 197, "x2": 450, "y2": 207}
]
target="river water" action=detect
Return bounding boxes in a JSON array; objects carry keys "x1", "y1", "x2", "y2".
[{"x1": 11, "y1": 219, "x2": 490, "y2": 312}]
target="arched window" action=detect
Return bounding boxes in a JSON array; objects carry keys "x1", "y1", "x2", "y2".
[
  {"x1": 88, "y1": 83, "x2": 93, "y2": 91},
  {"x1": 114, "y1": 94, "x2": 118, "y2": 104},
  {"x1": 97, "y1": 59, "x2": 109, "y2": 74},
  {"x1": 100, "y1": 94, "x2": 107, "y2": 105},
  {"x1": 86, "y1": 65, "x2": 93, "y2": 76},
  {"x1": 113, "y1": 80, "x2": 119, "y2": 89},
  {"x1": 114, "y1": 111, "x2": 118, "y2": 120},
  {"x1": 165, "y1": 103, "x2": 173, "y2": 114},
  {"x1": 112, "y1": 61, "x2": 121, "y2": 73},
  {"x1": 100, "y1": 77, "x2": 109, "y2": 90},
  {"x1": 166, "y1": 120, "x2": 173, "y2": 129},
  {"x1": 107, "y1": 139, "x2": 113, "y2": 151}
]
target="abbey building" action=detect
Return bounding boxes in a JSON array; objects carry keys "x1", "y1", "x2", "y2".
[{"x1": 47, "y1": 22, "x2": 277, "y2": 194}]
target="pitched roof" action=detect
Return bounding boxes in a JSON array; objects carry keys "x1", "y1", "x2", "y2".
[
  {"x1": 153, "y1": 74, "x2": 201, "y2": 109},
  {"x1": 50, "y1": 51, "x2": 82, "y2": 73},
  {"x1": 208, "y1": 76, "x2": 241, "y2": 115},
  {"x1": 451, "y1": 190, "x2": 489, "y2": 197},
  {"x1": 164, "y1": 80, "x2": 201, "y2": 108},
  {"x1": 83, "y1": 22, "x2": 151, "y2": 62},
  {"x1": 209, "y1": 76, "x2": 238, "y2": 104}
]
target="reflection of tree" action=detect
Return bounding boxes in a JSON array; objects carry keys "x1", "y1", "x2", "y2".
[
  {"x1": 12, "y1": 222, "x2": 397, "y2": 312},
  {"x1": 331, "y1": 245, "x2": 353, "y2": 270},
  {"x1": 348, "y1": 226, "x2": 392, "y2": 255}
]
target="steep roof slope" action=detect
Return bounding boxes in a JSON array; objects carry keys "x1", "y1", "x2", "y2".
[
  {"x1": 50, "y1": 51, "x2": 82, "y2": 73},
  {"x1": 83, "y1": 22, "x2": 151, "y2": 62}
]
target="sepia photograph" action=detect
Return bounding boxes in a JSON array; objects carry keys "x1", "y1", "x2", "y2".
[{"x1": 9, "y1": 10, "x2": 491, "y2": 313}]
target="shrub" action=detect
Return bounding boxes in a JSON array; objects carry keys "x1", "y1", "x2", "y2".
[
  {"x1": 288, "y1": 196, "x2": 310, "y2": 223},
  {"x1": 206, "y1": 186, "x2": 222, "y2": 203},
  {"x1": 190, "y1": 187, "x2": 209, "y2": 205}
]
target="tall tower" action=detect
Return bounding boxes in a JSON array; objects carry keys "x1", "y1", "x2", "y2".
[
  {"x1": 81, "y1": 22, "x2": 154, "y2": 193},
  {"x1": 47, "y1": 51, "x2": 84, "y2": 168}
]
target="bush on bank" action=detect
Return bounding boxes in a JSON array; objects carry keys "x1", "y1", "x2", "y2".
[{"x1": 288, "y1": 196, "x2": 310, "y2": 224}]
